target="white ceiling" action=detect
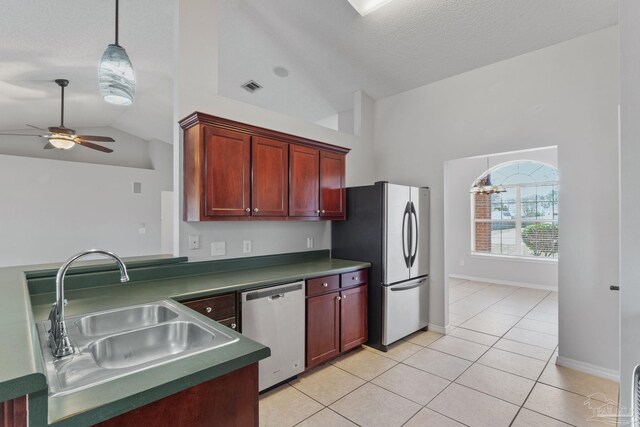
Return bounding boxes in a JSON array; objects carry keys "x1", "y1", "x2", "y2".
[
  {"x1": 1, "y1": 0, "x2": 618, "y2": 143},
  {"x1": 0, "y1": 0, "x2": 174, "y2": 143},
  {"x1": 218, "y1": 0, "x2": 618, "y2": 123}
]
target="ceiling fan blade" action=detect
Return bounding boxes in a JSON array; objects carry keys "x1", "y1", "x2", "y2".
[
  {"x1": 48, "y1": 126, "x2": 70, "y2": 134},
  {"x1": 43, "y1": 142, "x2": 54, "y2": 149},
  {"x1": 76, "y1": 140, "x2": 113, "y2": 153},
  {"x1": 75, "y1": 135, "x2": 115, "y2": 142},
  {"x1": 26, "y1": 124, "x2": 48, "y2": 131},
  {"x1": 0, "y1": 133, "x2": 42, "y2": 136}
]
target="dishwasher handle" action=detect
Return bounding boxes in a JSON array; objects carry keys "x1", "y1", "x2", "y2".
[{"x1": 242, "y1": 282, "x2": 303, "y2": 302}]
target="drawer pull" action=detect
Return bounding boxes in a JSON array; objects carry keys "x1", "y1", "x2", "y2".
[
  {"x1": 254, "y1": 208, "x2": 259, "y2": 212},
  {"x1": 336, "y1": 296, "x2": 341, "y2": 301},
  {"x1": 206, "y1": 307, "x2": 212, "y2": 313},
  {"x1": 315, "y1": 209, "x2": 320, "y2": 214},
  {"x1": 352, "y1": 276, "x2": 356, "y2": 280},
  {"x1": 231, "y1": 323, "x2": 237, "y2": 330},
  {"x1": 245, "y1": 208, "x2": 251, "y2": 212},
  {"x1": 322, "y1": 283, "x2": 328, "y2": 287},
  {"x1": 343, "y1": 294, "x2": 347, "y2": 300}
]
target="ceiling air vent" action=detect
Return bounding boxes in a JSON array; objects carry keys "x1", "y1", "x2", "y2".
[{"x1": 242, "y1": 80, "x2": 263, "y2": 93}]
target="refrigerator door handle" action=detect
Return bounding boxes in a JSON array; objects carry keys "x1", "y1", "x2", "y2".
[
  {"x1": 390, "y1": 278, "x2": 426, "y2": 291},
  {"x1": 402, "y1": 202, "x2": 411, "y2": 268},
  {"x1": 409, "y1": 202, "x2": 418, "y2": 267}
]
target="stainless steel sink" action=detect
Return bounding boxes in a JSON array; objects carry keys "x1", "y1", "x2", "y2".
[
  {"x1": 75, "y1": 304, "x2": 179, "y2": 336},
  {"x1": 90, "y1": 322, "x2": 215, "y2": 369},
  {"x1": 36, "y1": 300, "x2": 239, "y2": 396}
]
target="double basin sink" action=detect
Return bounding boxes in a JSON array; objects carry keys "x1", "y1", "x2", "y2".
[{"x1": 36, "y1": 300, "x2": 239, "y2": 396}]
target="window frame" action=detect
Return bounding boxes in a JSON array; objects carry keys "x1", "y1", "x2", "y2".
[{"x1": 470, "y1": 180, "x2": 558, "y2": 260}]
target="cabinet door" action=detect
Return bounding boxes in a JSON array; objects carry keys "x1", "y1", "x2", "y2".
[
  {"x1": 319, "y1": 151, "x2": 346, "y2": 220},
  {"x1": 289, "y1": 145, "x2": 319, "y2": 217},
  {"x1": 306, "y1": 292, "x2": 340, "y2": 368},
  {"x1": 251, "y1": 137, "x2": 289, "y2": 217},
  {"x1": 340, "y1": 285, "x2": 368, "y2": 352},
  {"x1": 203, "y1": 126, "x2": 251, "y2": 217}
]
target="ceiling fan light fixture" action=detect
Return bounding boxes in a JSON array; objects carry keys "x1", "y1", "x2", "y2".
[
  {"x1": 99, "y1": 44, "x2": 135, "y2": 106},
  {"x1": 99, "y1": 0, "x2": 135, "y2": 106},
  {"x1": 49, "y1": 136, "x2": 75, "y2": 150}
]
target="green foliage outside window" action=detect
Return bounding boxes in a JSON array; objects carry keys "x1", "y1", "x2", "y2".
[{"x1": 521, "y1": 223, "x2": 558, "y2": 257}]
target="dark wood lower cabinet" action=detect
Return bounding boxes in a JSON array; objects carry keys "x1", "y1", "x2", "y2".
[
  {"x1": 306, "y1": 292, "x2": 340, "y2": 369},
  {"x1": 305, "y1": 270, "x2": 369, "y2": 369},
  {"x1": 340, "y1": 285, "x2": 368, "y2": 352},
  {"x1": 1, "y1": 396, "x2": 26, "y2": 427},
  {"x1": 96, "y1": 363, "x2": 258, "y2": 427}
]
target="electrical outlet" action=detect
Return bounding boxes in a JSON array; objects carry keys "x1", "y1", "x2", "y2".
[
  {"x1": 306, "y1": 237, "x2": 314, "y2": 249},
  {"x1": 138, "y1": 223, "x2": 147, "y2": 235},
  {"x1": 188, "y1": 234, "x2": 200, "y2": 250},
  {"x1": 211, "y1": 241, "x2": 226, "y2": 256},
  {"x1": 243, "y1": 240, "x2": 252, "y2": 254}
]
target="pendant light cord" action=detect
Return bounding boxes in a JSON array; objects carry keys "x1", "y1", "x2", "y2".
[{"x1": 115, "y1": 0, "x2": 119, "y2": 46}]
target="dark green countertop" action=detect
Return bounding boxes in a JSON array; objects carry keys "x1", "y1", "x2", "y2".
[{"x1": 0, "y1": 251, "x2": 370, "y2": 426}]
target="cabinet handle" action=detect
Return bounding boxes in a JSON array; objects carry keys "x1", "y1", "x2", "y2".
[
  {"x1": 231, "y1": 323, "x2": 237, "y2": 329},
  {"x1": 321, "y1": 210, "x2": 325, "y2": 214},
  {"x1": 315, "y1": 209, "x2": 320, "y2": 214},
  {"x1": 254, "y1": 208, "x2": 259, "y2": 212},
  {"x1": 343, "y1": 294, "x2": 347, "y2": 300},
  {"x1": 245, "y1": 208, "x2": 251, "y2": 212},
  {"x1": 322, "y1": 283, "x2": 328, "y2": 287},
  {"x1": 336, "y1": 296, "x2": 341, "y2": 301},
  {"x1": 206, "y1": 307, "x2": 212, "y2": 313}
]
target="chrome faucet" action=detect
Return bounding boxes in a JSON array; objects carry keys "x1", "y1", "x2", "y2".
[{"x1": 48, "y1": 249, "x2": 130, "y2": 357}]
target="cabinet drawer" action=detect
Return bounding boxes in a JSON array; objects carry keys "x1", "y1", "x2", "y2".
[
  {"x1": 341, "y1": 269, "x2": 368, "y2": 288},
  {"x1": 307, "y1": 275, "x2": 340, "y2": 296},
  {"x1": 182, "y1": 293, "x2": 236, "y2": 321},
  {"x1": 217, "y1": 316, "x2": 238, "y2": 331}
]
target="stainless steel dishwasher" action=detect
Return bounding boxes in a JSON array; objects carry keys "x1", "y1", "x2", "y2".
[{"x1": 241, "y1": 281, "x2": 305, "y2": 391}]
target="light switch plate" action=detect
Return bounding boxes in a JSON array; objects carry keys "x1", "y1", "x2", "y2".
[
  {"x1": 306, "y1": 237, "x2": 314, "y2": 248},
  {"x1": 188, "y1": 234, "x2": 200, "y2": 250},
  {"x1": 212, "y1": 241, "x2": 226, "y2": 256},
  {"x1": 243, "y1": 240, "x2": 252, "y2": 254}
]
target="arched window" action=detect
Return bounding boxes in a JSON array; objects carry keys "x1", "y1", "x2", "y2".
[{"x1": 471, "y1": 160, "x2": 558, "y2": 259}]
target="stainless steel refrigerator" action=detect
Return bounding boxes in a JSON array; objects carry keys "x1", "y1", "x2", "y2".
[{"x1": 332, "y1": 182, "x2": 429, "y2": 351}]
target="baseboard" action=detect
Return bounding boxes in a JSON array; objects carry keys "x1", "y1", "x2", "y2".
[
  {"x1": 555, "y1": 355, "x2": 620, "y2": 382},
  {"x1": 428, "y1": 324, "x2": 453, "y2": 335},
  {"x1": 449, "y1": 274, "x2": 558, "y2": 292}
]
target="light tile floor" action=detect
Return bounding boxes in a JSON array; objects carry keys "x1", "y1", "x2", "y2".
[{"x1": 259, "y1": 279, "x2": 620, "y2": 426}]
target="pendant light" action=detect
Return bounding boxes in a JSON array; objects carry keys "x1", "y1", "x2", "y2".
[
  {"x1": 470, "y1": 157, "x2": 506, "y2": 195},
  {"x1": 99, "y1": 0, "x2": 135, "y2": 106}
]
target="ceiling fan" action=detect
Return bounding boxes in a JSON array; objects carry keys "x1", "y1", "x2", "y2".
[{"x1": 0, "y1": 79, "x2": 115, "y2": 153}]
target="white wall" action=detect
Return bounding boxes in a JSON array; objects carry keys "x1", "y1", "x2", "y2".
[
  {"x1": 446, "y1": 147, "x2": 558, "y2": 289},
  {"x1": 0, "y1": 150, "x2": 172, "y2": 267},
  {"x1": 174, "y1": 0, "x2": 376, "y2": 261},
  {"x1": 0, "y1": 128, "x2": 173, "y2": 267},
  {"x1": 619, "y1": 0, "x2": 639, "y2": 409},
  {"x1": 375, "y1": 27, "x2": 620, "y2": 375}
]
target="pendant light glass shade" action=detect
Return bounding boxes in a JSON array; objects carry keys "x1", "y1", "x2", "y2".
[{"x1": 99, "y1": 44, "x2": 135, "y2": 106}]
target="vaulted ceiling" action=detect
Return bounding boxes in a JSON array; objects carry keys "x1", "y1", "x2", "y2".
[{"x1": 0, "y1": 0, "x2": 618, "y2": 144}]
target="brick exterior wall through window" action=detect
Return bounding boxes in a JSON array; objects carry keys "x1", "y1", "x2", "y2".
[{"x1": 474, "y1": 193, "x2": 491, "y2": 252}]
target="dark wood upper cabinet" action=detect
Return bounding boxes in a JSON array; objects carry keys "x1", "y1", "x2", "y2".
[
  {"x1": 203, "y1": 127, "x2": 251, "y2": 217},
  {"x1": 340, "y1": 285, "x2": 368, "y2": 352},
  {"x1": 319, "y1": 151, "x2": 346, "y2": 220},
  {"x1": 289, "y1": 145, "x2": 320, "y2": 217},
  {"x1": 252, "y1": 137, "x2": 289, "y2": 217},
  {"x1": 180, "y1": 112, "x2": 349, "y2": 221}
]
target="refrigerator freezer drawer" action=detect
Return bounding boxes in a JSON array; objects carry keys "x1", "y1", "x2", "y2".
[{"x1": 382, "y1": 277, "x2": 429, "y2": 346}]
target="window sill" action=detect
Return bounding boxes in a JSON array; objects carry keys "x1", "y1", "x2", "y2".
[{"x1": 469, "y1": 252, "x2": 558, "y2": 264}]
